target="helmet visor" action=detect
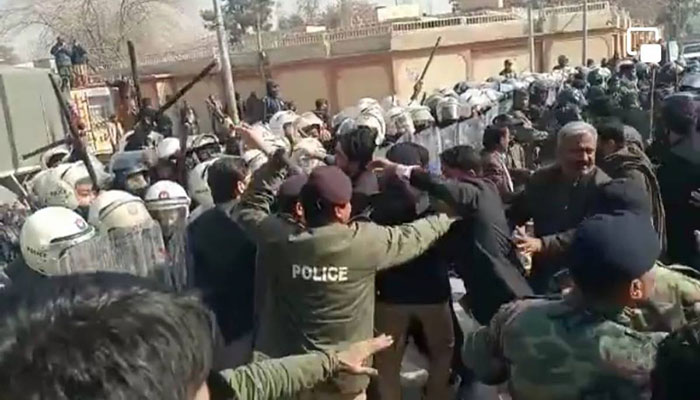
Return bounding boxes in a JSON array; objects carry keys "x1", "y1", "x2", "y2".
[
  {"x1": 56, "y1": 233, "x2": 117, "y2": 275},
  {"x1": 150, "y1": 207, "x2": 188, "y2": 241},
  {"x1": 107, "y1": 221, "x2": 169, "y2": 278}
]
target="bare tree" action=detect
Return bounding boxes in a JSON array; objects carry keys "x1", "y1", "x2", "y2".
[
  {"x1": 297, "y1": 0, "x2": 321, "y2": 24},
  {"x1": 0, "y1": 0, "x2": 189, "y2": 66}
]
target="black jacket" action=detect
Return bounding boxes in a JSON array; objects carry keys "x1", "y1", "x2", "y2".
[
  {"x1": 371, "y1": 177, "x2": 450, "y2": 305},
  {"x1": 658, "y1": 151, "x2": 700, "y2": 270},
  {"x1": 188, "y1": 206, "x2": 257, "y2": 342},
  {"x1": 351, "y1": 169, "x2": 379, "y2": 218},
  {"x1": 410, "y1": 170, "x2": 533, "y2": 324},
  {"x1": 71, "y1": 45, "x2": 88, "y2": 64}
]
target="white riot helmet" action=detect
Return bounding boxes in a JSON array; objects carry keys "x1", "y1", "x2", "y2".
[
  {"x1": 156, "y1": 137, "x2": 181, "y2": 161},
  {"x1": 269, "y1": 110, "x2": 299, "y2": 138},
  {"x1": 61, "y1": 162, "x2": 91, "y2": 188},
  {"x1": 437, "y1": 96, "x2": 460, "y2": 124},
  {"x1": 190, "y1": 134, "x2": 222, "y2": 161},
  {"x1": 425, "y1": 93, "x2": 444, "y2": 116},
  {"x1": 144, "y1": 180, "x2": 190, "y2": 212},
  {"x1": 386, "y1": 107, "x2": 416, "y2": 139},
  {"x1": 20, "y1": 207, "x2": 114, "y2": 276},
  {"x1": 381, "y1": 95, "x2": 403, "y2": 112},
  {"x1": 40, "y1": 145, "x2": 70, "y2": 170},
  {"x1": 408, "y1": 106, "x2": 435, "y2": 128},
  {"x1": 357, "y1": 97, "x2": 380, "y2": 111},
  {"x1": 88, "y1": 190, "x2": 153, "y2": 233},
  {"x1": 88, "y1": 190, "x2": 169, "y2": 281},
  {"x1": 187, "y1": 157, "x2": 218, "y2": 208},
  {"x1": 356, "y1": 110, "x2": 386, "y2": 146},
  {"x1": 294, "y1": 112, "x2": 325, "y2": 138},
  {"x1": 27, "y1": 169, "x2": 52, "y2": 205},
  {"x1": 33, "y1": 166, "x2": 80, "y2": 210},
  {"x1": 144, "y1": 180, "x2": 191, "y2": 237},
  {"x1": 144, "y1": 180, "x2": 190, "y2": 290},
  {"x1": 335, "y1": 117, "x2": 358, "y2": 137}
]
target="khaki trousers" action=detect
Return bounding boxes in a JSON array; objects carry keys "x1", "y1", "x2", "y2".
[{"x1": 374, "y1": 301, "x2": 454, "y2": 400}]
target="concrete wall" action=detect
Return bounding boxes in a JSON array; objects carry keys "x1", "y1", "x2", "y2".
[
  {"x1": 129, "y1": 4, "x2": 628, "y2": 126},
  {"x1": 274, "y1": 66, "x2": 331, "y2": 112},
  {"x1": 544, "y1": 32, "x2": 614, "y2": 70},
  {"x1": 455, "y1": 0, "x2": 503, "y2": 11},
  {"x1": 393, "y1": 51, "x2": 469, "y2": 99},
  {"x1": 336, "y1": 63, "x2": 393, "y2": 109},
  {"x1": 471, "y1": 44, "x2": 530, "y2": 81}
]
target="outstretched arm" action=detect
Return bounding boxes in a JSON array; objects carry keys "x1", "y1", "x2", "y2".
[
  {"x1": 220, "y1": 336, "x2": 392, "y2": 400},
  {"x1": 359, "y1": 213, "x2": 455, "y2": 271}
]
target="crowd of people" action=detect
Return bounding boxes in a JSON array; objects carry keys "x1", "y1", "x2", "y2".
[{"x1": 1, "y1": 51, "x2": 700, "y2": 400}]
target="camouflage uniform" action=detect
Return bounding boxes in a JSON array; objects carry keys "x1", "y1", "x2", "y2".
[
  {"x1": 626, "y1": 263, "x2": 700, "y2": 332},
  {"x1": 464, "y1": 296, "x2": 666, "y2": 400},
  {"x1": 0, "y1": 203, "x2": 28, "y2": 274}
]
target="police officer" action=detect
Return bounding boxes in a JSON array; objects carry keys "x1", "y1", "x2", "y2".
[
  {"x1": 144, "y1": 180, "x2": 191, "y2": 291},
  {"x1": 88, "y1": 190, "x2": 168, "y2": 280},
  {"x1": 464, "y1": 212, "x2": 666, "y2": 399},
  {"x1": 232, "y1": 125, "x2": 454, "y2": 400},
  {"x1": 8, "y1": 207, "x2": 117, "y2": 286},
  {"x1": 110, "y1": 151, "x2": 152, "y2": 198}
]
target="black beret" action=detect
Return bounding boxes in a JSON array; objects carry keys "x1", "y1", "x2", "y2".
[
  {"x1": 278, "y1": 174, "x2": 308, "y2": 199},
  {"x1": 387, "y1": 142, "x2": 424, "y2": 166},
  {"x1": 303, "y1": 166, "x2": 352, "y2": 205},
  {"x1": 569, "y1": 212, "x2": 660, "y2": 285}
]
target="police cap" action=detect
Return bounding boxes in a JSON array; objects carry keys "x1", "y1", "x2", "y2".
[{"x1": 303, "y1": 166, "x2": 352, "y2": 205}]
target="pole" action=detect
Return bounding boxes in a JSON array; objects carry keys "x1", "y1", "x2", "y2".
[
  {"x1": 410, "y1": 36, "x2": 442, "y2": 102},
  {"x1": 212, "y1": 0, "x2": 239, "y2": 123},
  {"x1": 127, "y1": 41, "x2": 143, "y2": 117},
  {"x1": 49, "y1": 75, "x2": 100, "y2": 192},
  {"x1": 528, "y1": 1, "x2": 536, "y2": 72},
  {"x1": 582, "y1": 0, "x2": 589, "y2": 65},
  {"x1": 256, "y1": 12, "x2": 267, "y2": 82},
  {"x1": 649, "y1": 66, "x2": 657, "y2": 145}
]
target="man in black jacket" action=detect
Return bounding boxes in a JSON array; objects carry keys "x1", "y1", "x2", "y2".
[
  {"x1": 335, "y1": 127, "x2": 379, "y2": 218},
  {"x1": 373, "y1": 145, "x2": 533, "y2": 325},
  {"x1": 371, "y1": 143, "x2": 454, "y2": 400},
  {"x1": 188, "y1": 156, "x2": 256, "y2": 370},
  {"x1": 657, "y1": 94, "x2": 700, "y2": 271}
]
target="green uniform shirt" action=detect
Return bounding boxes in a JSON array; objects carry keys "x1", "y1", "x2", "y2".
[
  {"x1": 234, "y1": 162, "x2": 454, "y2": 393},
  {"x1": 464, "y1": 296, "x2": 666, "y2": 400},
  {"x1": 221, "y1": 351, "x2": 340, "y2": 399}
]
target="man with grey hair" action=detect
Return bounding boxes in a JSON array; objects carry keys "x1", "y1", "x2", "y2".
[{"x1": 508, "y1": 121, "x2": 610, "y2": 293}]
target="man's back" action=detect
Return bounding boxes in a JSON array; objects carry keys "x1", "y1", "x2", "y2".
[
  {"x1": 658, "y1": 151, "x2": 700, "y2": 270},
  {"x1": 466, "y1": 297, "x2": 666, "y2": 400},
  {"x1": 371, "y1": 184, "x2": 450, "y2": 306},
  {"x1": 261, "y1": 217, "x2": 451, "y2": 357},
  {"x1": 409, "y1": 170, "x2": 532, "y2": 323},
  {"x1": 189, "y1": 207, "x2": 257, "y2": 343}
]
